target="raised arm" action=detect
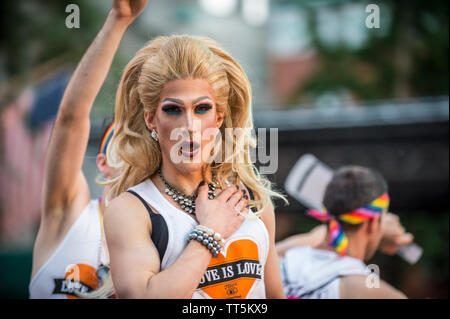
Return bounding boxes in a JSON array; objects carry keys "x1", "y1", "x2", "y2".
[{"x1": 41, "y1": 0, "x2": 148, "y2": 218}]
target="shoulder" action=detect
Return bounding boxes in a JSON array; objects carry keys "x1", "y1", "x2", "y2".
[
  {"x1": 259, "y1": 200, "x2": 275, "y2": 226},
  {"x1": 241, "y1": 184, "x2": 275, "y2": 231},
  {"x1": 259, "y1": 198, "x2": 276, "y2": 241},
  {"x1": 105, "y1": 191, "x2": 152, "y2": 222},
  {"x1": 37, "y1": 175, "x2": 91, "y2": 245},
  {"x1": 42, "y1": 173, "x2": 91, "y2": 227},
  {"x1": 104, "y1": 192, "x2": 152, "y2": 244},
  {"x1": 340, "y1": 275, "x2": 407, "y2": 299}
]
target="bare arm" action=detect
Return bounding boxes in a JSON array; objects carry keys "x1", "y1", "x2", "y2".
[
  {"x1": 41, "y1": 1, "x2": 147, "y2": 220},
  {"x1": 105, "y1": 184, "x2": 247, "y2": 298},
  {"x1": 105, "y1": 193, "x2": 213, "y2": 298},
  {"x1": 260, "y1": 201, "x2": 286, "y2": 299},
  {"x1": 275, "y1": 225, "x2": 327, "y2": 257}
]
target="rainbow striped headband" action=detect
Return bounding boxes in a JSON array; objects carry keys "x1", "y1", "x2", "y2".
[
  {"x1": 307, "y1": 193, "x2": 390, "y2": 256},
  {"x1": 99, "y1": 123, "x2": 115, "y2": 154}
]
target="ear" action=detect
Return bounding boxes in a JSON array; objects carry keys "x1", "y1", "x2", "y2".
[
  {"x1": 144, "y1": 110, "x2": 157, "y2": 131},
  {"x1": 216, "y1": 111, "x2": 225, "y2": 128},
  {"x1": 96, "y1": 153, "x2": 108, "y2": 175},
  {"x1": 367, "y1": 215, "x2": 381, "y2": 235}
]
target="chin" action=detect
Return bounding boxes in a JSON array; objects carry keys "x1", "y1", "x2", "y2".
[{"x1": 173, "y1": 159, "x2": 206, "y2": 175}]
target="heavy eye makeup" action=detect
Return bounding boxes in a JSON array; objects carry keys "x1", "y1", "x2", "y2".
[
  {"x1": 195, "y1": 104, "x2": 213, "y2": 114},
  {"x1": 161, "y1": 104, "x2": 213, "y2": 115},
  {"x1": 161, "y1": 104, "x2": 181, "y2": 115}
]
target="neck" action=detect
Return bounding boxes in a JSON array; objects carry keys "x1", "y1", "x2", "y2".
[
  {"x1": 158, "y1": 163, "x2": 212, "y2": 196},
  {"x1": 321, "y1": 231, "x2": 368, "y2": 260},
  {"x1": 344, "y1": 231, "x2": 368, "y2": 260}
]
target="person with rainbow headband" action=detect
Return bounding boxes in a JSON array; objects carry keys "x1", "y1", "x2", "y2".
[
  {"x1": 29, "y1": 0, "x2": 147, "y2": 298},
  {"x1": 99, "y1": 123, "x2": 115, "y2": 156},
  {"x1": 278, "y1": 166, "x2": 411, "y2": 299}
]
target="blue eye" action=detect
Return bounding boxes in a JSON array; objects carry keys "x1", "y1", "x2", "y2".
[
  {"x1": 195, "y1": 104, "x2": 212, "y2": 114},
  {"x1": 162, "y1": 105, "x2": 181, "y2": 114}
]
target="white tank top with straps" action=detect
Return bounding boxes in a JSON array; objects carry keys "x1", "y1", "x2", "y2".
[
  {"x1": 29, "y1": 199, "x2": 109, "y2": 299},
  {"x1": 281, "y1": 246, "x2": 368, "y2": 299},
  {"x1": 128, "y1": 178, "x2": 270, "y2": 299}
]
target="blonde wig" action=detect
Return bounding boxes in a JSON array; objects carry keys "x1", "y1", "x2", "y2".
[{"x1": 106, "y1": 35, "x2": 288, "y2": 214}]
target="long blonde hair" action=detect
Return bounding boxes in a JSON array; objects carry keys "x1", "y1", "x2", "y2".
[{"x1": 106, "y1": 35, "x2": 287, "y2": 213}]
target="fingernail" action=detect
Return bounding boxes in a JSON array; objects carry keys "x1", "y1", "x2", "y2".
[
  {"x1": 243, "y1": 195, "x2": 248, "y2": 200},
  {"x1": 236, "y1": 185, "x2": 240, "y2": 189},
  {"x1": 241, "y1": 189, "x2": 246, "y2": 194}
]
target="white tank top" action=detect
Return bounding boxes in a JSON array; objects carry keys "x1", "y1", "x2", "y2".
[
  {"x1": 128, "y1": 178, "x2": 270, "y2": 299},
  {"x1": 281, "y1": 246, "x2": 367, "y2": 299},
  {"x1": 29, "y1": 199, "x2": 109, "y2": 299}
]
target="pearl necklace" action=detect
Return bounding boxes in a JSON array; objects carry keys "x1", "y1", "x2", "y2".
[{"x1": 158, "y1": 169, "x2": 218, "y2": 215}]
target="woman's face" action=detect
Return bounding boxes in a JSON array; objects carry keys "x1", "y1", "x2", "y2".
[{"x1": 144, "y1": 78, "x2": 224, "y2": 174}]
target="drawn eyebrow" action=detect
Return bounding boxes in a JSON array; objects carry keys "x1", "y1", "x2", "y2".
[
  {"x1": 161, "y1": 96, "x2": 212, "y2": 106},
  {"x1": 192, "y1": 96, "x2": 212, "y2": 105}
]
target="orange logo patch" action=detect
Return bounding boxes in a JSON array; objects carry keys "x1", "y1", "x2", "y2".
[
  {"x1": 52, "y1": 264, "x2": 99, "y2": 299},
  {"x1": 198, "y1": 239, "x2": 262, "y2": 299}
]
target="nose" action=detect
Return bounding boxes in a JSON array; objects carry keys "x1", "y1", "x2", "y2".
[
  {"x1": 184, "y1": 111, "x2": 194, "y2": 133},
  {"x1": 184, "y1": 110, "x2": 202, "y2": 134}
]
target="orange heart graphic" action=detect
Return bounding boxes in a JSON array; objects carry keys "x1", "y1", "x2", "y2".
[{"x1": 199, "y1": 239, "x2": 261, "y2": 299}]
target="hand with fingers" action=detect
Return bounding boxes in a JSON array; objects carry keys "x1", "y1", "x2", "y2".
[
  {"x1": 112, "y1": 0, "x2": 149, "y2": 22},
  {"x1": 379, "y1": 212, "x2": 414, "y2": 255},
  {"x1": 195, "y1": 183, "x2": 249, "y2": 239}
]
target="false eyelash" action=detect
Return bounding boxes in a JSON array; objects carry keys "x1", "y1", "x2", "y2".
[
  {"x1": 195, "y1": 104, "x2": 213, "y2": 112},
  {"x1": 162, "y1": 105, "x2": 181, "y2": 113}
]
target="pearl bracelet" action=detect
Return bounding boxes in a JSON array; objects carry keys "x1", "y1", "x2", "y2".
[
  {"x1": 194, "y1": 225, "x2": 225, "y2": 248},
  {"x1": 187, "y1": 228, "x2": 223, "y2": 258}
]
